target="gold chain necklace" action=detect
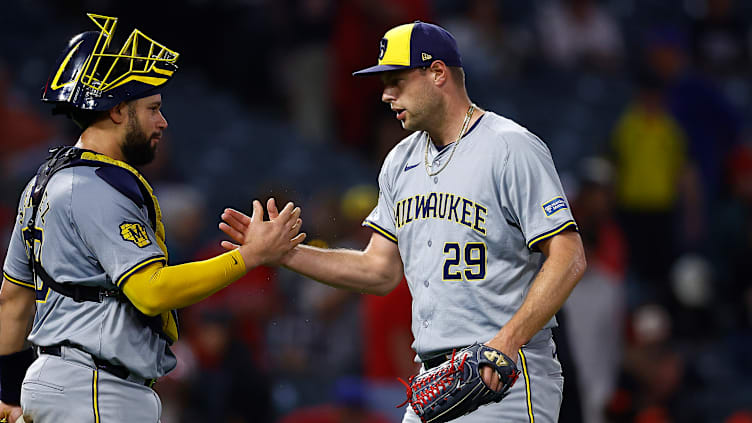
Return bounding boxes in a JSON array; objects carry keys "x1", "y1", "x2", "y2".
[{"x1": 424, "y1": 103, "x2": 476, "y2": 177}]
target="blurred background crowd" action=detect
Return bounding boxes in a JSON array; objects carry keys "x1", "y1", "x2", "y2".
[{"x1": 1, "y1": 0, "x2": 752, "y2": 422}]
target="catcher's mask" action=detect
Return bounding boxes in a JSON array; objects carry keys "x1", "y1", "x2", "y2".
[{"x1": 41, "y1": 13, "x2": 179, "y2": 116}]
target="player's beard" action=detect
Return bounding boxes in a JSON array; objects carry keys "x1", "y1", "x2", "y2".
[{"x1": 121, "y1": 106, "x2": 158, "y2": 166}]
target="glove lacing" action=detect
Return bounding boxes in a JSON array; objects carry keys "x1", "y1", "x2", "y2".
[{"x1": 396, "y1": 349, "x2": 469, "y2": 410}]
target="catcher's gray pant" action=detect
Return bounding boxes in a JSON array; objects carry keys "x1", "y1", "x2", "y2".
[
  {"x1": 20, "y1": 346, "x2": 161, "y2": 422},
  {"x1": 403, "y1": 329, "x2": 564, "y2": 423}
]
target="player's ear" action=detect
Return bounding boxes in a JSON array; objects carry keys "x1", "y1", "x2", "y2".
[
  {"x1": 109, "y1": 101, "x2": 128, "y2": 124},
  {"x1": 429, "y1": 60, "x2": 448, "y2": 87}
]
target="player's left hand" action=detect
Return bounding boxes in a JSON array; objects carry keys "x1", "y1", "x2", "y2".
[
  {"x1": 481, "y1": 341, "x2": 519, "y2": 391},
  {"x1": 481, "y1": 361, "x2": 509, "y2": 392},
  {"x1": 399, "y1": 344, "x2": 519, "y2": 423}
]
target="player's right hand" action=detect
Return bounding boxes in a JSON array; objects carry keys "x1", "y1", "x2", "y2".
[
  {"x1": 0, "y1": 402, "x2": 28, "y2": 423},
  {"x1": 219, "y1": 198, "x2": 305, "y2": 268}
]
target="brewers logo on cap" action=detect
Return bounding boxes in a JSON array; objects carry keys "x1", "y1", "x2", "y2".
[{"x1": 353, "y1": 21, "x2": 462, "y2": 75}]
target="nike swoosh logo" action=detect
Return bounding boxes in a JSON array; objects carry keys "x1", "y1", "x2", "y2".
[
  {"x1": 232, "y1": 256, "x2": 238, "y2": 265},
  {"x1": 404, "y1": 163, "x2": 420, "y2": 172}
]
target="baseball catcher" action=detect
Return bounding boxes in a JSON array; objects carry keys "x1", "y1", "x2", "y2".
[
  {"x1": 397, "y1": 344, "x2": 520, "y2": 423},
  {"x1": 0, "y1": 12, "x2": 304, "y2": 422}
]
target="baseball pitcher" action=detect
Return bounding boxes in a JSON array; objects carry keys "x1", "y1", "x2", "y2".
[{"x1": 220, "y1": 21, "x2": 586, "y2": 423}]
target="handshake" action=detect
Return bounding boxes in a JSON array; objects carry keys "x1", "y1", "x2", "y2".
[{"x1": 218, "y1": 197, "x2": 306, "y2": 269}]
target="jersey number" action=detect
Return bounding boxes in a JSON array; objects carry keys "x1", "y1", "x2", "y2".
[{"x1": 442, "y1": 242, "x2": 486, "y2": 281}]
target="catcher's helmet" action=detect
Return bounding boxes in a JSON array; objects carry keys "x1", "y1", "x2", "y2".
[{"x1": 41, "y1": 13, "x2": 179, "y2": 113}]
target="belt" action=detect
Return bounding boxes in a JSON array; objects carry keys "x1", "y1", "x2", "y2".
[
  {"x1": 421, "y1": 348, "x2": 467, "y2": 370},
  {"x1": 38, "y1": 345, "x2": 156, "y2": 388},
  {"x1": 420, "y1": 330, "x2": 554, "y2": 370}
]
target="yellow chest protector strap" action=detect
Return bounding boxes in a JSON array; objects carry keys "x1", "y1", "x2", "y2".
[
  {"x1": 79, "y1": 151, "x2": 168, "y2": 255},
  {"x1": 77, "y1": 150, "x2": 182, "y2": 342},
  {"x1": 32, "y1": 149, "x2": 249, "y2": 343},
  {"x1": 25, "y1": 147, "x2": 180, "y2": 343}
]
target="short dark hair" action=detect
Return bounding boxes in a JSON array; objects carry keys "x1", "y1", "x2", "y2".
[
  {"x1": 69, "y1": 108, "x2": 108, "y2": 129},
  {"x1": 449, "y1": 66, "x2": 465, "y2": 87},
  {"x1": 51, "y1": 105, "x2": 108, "y2": 129}
]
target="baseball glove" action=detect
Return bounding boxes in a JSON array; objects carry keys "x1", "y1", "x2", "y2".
[{"x1": 398, "y1": 343, "x2": 520, "y2": 423}]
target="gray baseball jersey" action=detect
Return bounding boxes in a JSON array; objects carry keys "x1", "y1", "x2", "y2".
[
  {"x1": 3, "y1": 163, "x2": 176, "y2": 379},
  {"x1": 364, "y1": 111, "x2": 577, "y2": 357}
]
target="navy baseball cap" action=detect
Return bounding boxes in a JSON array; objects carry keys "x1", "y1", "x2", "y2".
[{"x1": 353, "y1": 21, "x2": 462, "y2": 76}]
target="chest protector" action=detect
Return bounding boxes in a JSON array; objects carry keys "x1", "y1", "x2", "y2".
[{"x1": 23, "y1": 146, "x2": 178, "y2": 343}]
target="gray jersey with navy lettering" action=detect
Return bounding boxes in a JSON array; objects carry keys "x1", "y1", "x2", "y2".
[
  {"x1": 364, "y1": 111, "x2": 577, "y2": 357},
  {"x1": 3, "y1": 165, "x2": 176, "y2": 379}
]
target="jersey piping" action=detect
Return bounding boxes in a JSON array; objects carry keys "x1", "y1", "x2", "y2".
[
  {"x1": 115, "y1": 255, "x2": 167, "y2": 288},
  {"x1": 526, "y1": 220, "x2": 578, "y2": 250},
  {"x1": 363, "y1": 220, "x2": 398, "y2": 243},
  {"x1": 3, "y1": 271, "x2": 34, "y2": 289}
]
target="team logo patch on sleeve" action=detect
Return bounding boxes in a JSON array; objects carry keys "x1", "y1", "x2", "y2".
[
  {"x1": 120, "y1": 222, "x2": 151, "y2": 247},
  {"x1": 541, "y1": 197, "x2": 568, "y2": 217}
]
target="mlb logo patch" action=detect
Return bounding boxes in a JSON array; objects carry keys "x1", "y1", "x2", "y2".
[{"x1": 541, "y1": 197, "x2": 568, "y2": 217}]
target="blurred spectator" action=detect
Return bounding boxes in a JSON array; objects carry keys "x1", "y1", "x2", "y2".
[
  {"x1": 155, "y1": 183, "x2": 209, "y2": 264},
  {"x1": 292, "y1": 185, "x2": 383, "y2": 382},
  {"x1": 140, "y1": 133, "x2": 188, "y2": 185},
  {"x1": 263, "y1": 186, "x2": 376, "y2": 414},
  {"x1": 570, "y1": 157, "x2": 628, "y2": 277},
  {"x1": 535, "y1": 0, "x2": 624, "y2": 72},
  {"x1": 279, "y1": 0, "x2": 336, "y2": 143},
  {"x1": 330, "y1": 0, "x2": 432, "y2": 156},
  {"x1": 183, "y1": 308, "x2": 274, "y2": 422},
  {"x1": 188, "y1": 240, "x2": 283, "y2": 368},
  {"x1": 0, "y1": 64, "x2": 56, "y2": 157},
  {"x1": 0, "y1": 63, "x2": 59, "y2": 197},
  {"x1": 564, "y1": 157, "x2": 627, "y2": 423},
  {"x1": 362, "y1": 278, "x2": 415, "y2": 423},
  {"x1": 370, "y1": 106, "x2": 411, "y2": 169},
  {"x1": 668, "y1": 253, "x2": 717, "y2": 339},
  {"x1": 443, "y1": 0, "x2": 534, "y2": 82},
  {"x1": 153, "y1": 340, "x2": 198, "y2": 423},
  {"x1": 711, "y1": 143, "x2": 752, "y2": 331},
  {"x1": 646, "y1": 25, "x2": 743, "y2": 229},
  {"x1": 689, "y1": 0, "x2": 750, "y2": 77},
  {"x1": 552, "y1": 310, "x2": 585, "y2": 423},
  {"x1": 277, "y1": 376, "x2": 393, "y2": 423},
  {"x1": 605, "y1": 304, "x2": 692, "y2": 422},
  {"x1": 298, "y1": 279, "x2": 363, "y2": 378},
  {"x1": 610, "y1": 68, "x2": 698, "y2": 305}
]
